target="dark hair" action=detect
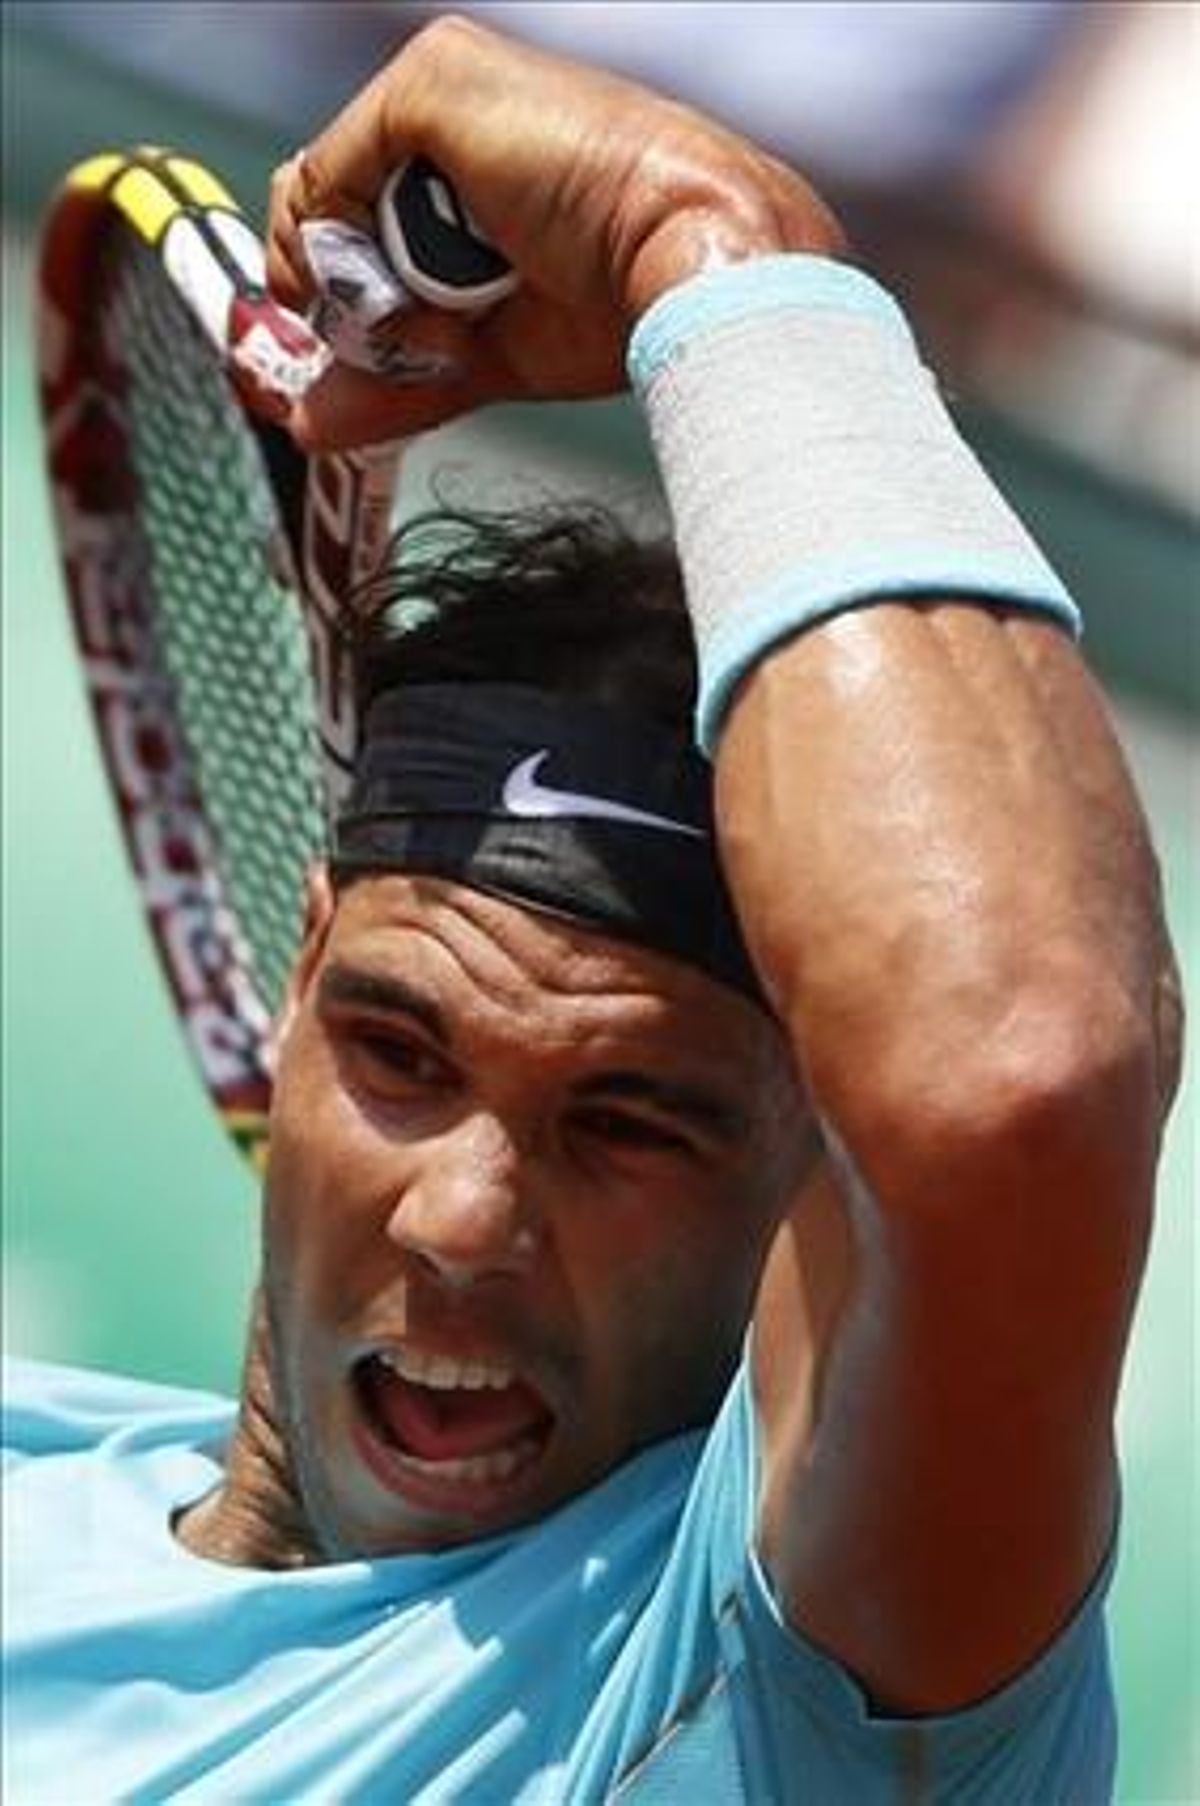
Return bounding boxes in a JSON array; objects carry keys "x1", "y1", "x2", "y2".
[{"x1": 351, "y1": 502, "x2": 695, "y2": 731}]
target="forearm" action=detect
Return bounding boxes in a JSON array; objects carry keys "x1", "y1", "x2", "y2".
[
  {"x1": 621, "y1": 234, "x2": 1179, "y2": 1210},
  {"x1": 714, "y1": 601, "x2": 1177, "y2": 1210}
]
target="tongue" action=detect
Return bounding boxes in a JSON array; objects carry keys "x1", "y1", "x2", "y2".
[{"x1": 365, "y1": 1363, "x2": 550, "y2": 1461}]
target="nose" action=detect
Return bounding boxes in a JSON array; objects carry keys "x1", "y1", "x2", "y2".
[{"x1": 385, "y1": 1110, "x2": 540, "y2": 1288}]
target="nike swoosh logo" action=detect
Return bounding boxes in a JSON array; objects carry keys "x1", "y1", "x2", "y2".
[{"x1": 501, "y1": 753, "x2": 705, "y2": 839}]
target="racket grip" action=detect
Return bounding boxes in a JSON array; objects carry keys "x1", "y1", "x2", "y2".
[{"x1": 376, "y1": 157, "x2": 517, "y2": 313}]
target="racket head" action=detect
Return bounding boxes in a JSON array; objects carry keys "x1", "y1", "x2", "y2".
[{"x1": 36, "y1": 148, "x2": 333, "y2": 1172}]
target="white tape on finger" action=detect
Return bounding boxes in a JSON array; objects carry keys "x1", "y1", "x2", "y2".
[{"x1": 300, "y1": 219, "x2": 453, "y2": 382}]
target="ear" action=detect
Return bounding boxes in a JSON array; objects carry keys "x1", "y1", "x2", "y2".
[{"x1": 271, "y1": 862, "x2": 335, "y2": 1056}]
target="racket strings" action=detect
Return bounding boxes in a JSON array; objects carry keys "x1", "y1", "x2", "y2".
[{"x1": 109, "y1": 237, "x2": 325, "y2": 1011}]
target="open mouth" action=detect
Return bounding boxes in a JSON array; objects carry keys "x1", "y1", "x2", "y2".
[{"x1": 351, "y1": 1346, "x2": 555, "y2": 1504}]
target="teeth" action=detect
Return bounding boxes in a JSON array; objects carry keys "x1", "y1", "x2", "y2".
[
  {"x1": 393, "y1": 1437, "x2": 544, "y2": 1485},
  {"x1": 375, "y1": 1346, "x2": 516, "y2": 1392}
]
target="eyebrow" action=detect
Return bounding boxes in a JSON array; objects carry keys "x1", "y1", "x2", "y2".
[{"x1": 317, "y1": 963, "x2": 448, "y2": 1043}]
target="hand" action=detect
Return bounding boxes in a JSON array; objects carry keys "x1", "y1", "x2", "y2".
[{"x1": 266, "y1": 14, "x2": 843, "y2": 449}]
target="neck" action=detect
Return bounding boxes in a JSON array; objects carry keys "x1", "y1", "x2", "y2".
[{"x1": 174, "y1": 1290, "x2": 319, "y2": 1569}]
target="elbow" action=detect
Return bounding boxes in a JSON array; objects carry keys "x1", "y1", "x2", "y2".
[{"x1": 816, "y1": 966, "x2": 1163, "y2": 1227}]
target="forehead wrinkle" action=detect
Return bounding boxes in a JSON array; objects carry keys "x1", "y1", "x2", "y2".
[
  {"x1": 330, "y1": 875, "x2": 768, "y2": 1081},
  {"x1": 427, "y1": 882, "x2": 670, "y2": 1001},
  {"x1": 346, "y1": 874, "x2": 690, "y2": 1014}
]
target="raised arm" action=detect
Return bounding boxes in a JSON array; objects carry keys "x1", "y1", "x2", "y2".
[
  {"x1": 723, "y1": 602, "x2": 1180, "y2": 1708},
  {"x1": 267, "y1": 13, "x2": 1182, "y2": 1712}
]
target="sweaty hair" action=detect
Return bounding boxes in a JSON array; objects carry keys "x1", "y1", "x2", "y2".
[
  {"x1": 333, "y1": 502, "x2": 767, "y2": 1002},
  {"x1": 351, "y1": 502, "x2": 696, "y2": 730}
]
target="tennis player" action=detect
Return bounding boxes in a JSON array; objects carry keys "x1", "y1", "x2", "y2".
[{"x1": 5, "y1": 18, "x2": 1182, "y2": 1801}]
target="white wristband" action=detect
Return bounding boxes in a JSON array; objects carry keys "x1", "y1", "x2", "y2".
[{"x1": 627, "y1": 256, "x2": 1080, "y2": 753}]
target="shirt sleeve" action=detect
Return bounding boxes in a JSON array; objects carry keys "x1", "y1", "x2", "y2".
[
  {"x1": 722, "y1": 1365, "x2": 1117, "y2": 1804},
  {"x1": 725, "y1": 1532, "x2": 1116, "y2": 1803}
]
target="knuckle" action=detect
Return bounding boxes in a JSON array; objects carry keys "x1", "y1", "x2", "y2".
[
  {"x1": 402, "y1": 11, "x2": 482, "y2": 76},
  {"x1": 411, "y1": 12, "x2": 480, "y2": 52}
]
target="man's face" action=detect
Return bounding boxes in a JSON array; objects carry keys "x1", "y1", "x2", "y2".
[{"x1": 261, "y1": 872, "x2": 805, "y2": 1560}]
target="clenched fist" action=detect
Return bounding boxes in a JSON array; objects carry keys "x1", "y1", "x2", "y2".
[{"x1": 267, "y1": 14, "x2": 843, "y2": 448}]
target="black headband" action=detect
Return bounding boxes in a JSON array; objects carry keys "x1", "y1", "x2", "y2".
[{"x1": 330, "y1": 683, "x2": 765, "y2": 1005}]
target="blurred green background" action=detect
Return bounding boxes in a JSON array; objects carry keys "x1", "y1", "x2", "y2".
[{"x1": 2, "y1": 9, "x2": 1195, "y2": 1801}]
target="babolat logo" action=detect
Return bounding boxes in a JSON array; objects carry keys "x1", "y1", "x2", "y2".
[{"x1": 48, "y1": 423, "x2": 272, "y2": 1106}]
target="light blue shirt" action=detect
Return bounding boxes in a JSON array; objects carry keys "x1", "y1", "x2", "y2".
[{"x1": 3, "y1": 1357, "x2": 1115, "y2": 1802}]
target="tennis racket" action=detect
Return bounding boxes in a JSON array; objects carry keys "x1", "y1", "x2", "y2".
[{"x1": 36, "y1": 145, "x2": 511, "y2": 1173}]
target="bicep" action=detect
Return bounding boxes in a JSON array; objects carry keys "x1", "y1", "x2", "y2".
[{"x1": 750, "y1": 1142, "x2": 1134, "y2": 1715}]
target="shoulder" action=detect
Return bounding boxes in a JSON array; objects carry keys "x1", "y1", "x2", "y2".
[{"x1": 2, "y1": 1356, "x2": 234, "y2": 1462}]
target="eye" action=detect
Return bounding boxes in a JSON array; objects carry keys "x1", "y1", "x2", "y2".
[
  {"x1": 348, "y1": 1026, "x2": 453, "y2": 1091},
  {"x1": 574, "y1": 1106, "x2": 694, "y2": 1159}
]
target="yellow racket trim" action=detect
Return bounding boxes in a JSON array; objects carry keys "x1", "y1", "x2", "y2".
[{"x1": 61, "y1": 146, "x2": 246, "y2": 251}]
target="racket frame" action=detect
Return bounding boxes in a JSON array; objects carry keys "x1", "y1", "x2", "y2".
[{"x1": 36, "y1": 147, "x2": 400, "y2": 1170}]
